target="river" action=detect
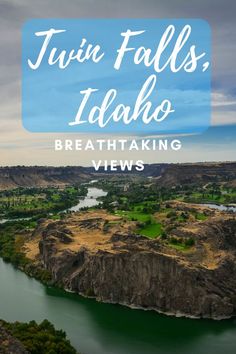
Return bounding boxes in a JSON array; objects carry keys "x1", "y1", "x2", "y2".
[
  {"x1": 199, "y1": 203, "x2": 236, "y2": 212},
  {"x1": 1, "y1": 259, "x2": 236, "y2": 354},
  {"x1": 67, "y1": 187, "x2": 107, "y2": 212},
  {"x1": 0, "y1": 187, "x2": 107, "y2": 224},
  {"x1": 1, "y1": 188, "x2": 236, "y2": 353}
]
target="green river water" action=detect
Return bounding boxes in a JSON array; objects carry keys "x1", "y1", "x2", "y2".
[
  {"x1": 1, "y1": 258, "x2": 236, "y2": 354},
  {"x1": 1, "y1": 187, "x2": 236, "y2": 353}
]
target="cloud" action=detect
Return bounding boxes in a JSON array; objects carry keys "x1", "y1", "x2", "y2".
[
  {"x1": 212, "y1": 92, "x2": 236, "y2": 107},
  {"x1": 0, "y1": 0, "x2": 235, "y2": 165},
  {"x1": 211, "y1": 92, "x2": 236, "y2": 126}
]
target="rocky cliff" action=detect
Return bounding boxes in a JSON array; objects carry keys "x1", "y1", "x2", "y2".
[
  {"x1": 156, "y1": 162, "x2": 236, "y2": 187},
  {"x1": 0, "y1": 166, "x2": 92, "y2": 190},
  {"x1": 1, "y1": 162, "x2": 235, "y2": 190},
  {"x1": 24, "y1": 209, "x2": 236, "y2": 320}
]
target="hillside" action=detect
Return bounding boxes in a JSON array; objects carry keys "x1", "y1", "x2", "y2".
[
  {"x1": 0, "y1": 166, "x2": 92, "y2": 190},
  {"x1": 0, "y1": 162, "x2": 235, "y2": 190}
]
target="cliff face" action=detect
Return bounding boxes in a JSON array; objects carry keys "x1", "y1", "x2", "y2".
[
  {"x1": 1, "y1": 162, "x2": 235, "y2": 190},
  {"x1": 29, "y1": 211, "x2": 236, "y2": 320},
  {"x1": 157, "y1": 162, "x2": 236, "y2": 187},
  {"x1": 0, "y1": 166, "x2": 92, "y2": 190},
  {"x1": 41, "y1": 242, "x2": 236, "y2": 319}
]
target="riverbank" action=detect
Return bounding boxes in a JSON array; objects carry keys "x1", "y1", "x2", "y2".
[
  {"x1": 199, "y1": 203, "x2": 236, "y2": 212},
  {"x1": 1, "y1": 258, "x2": 236, "y2": 354},
  {"x1": 0, "y1": 183, "x2": 236, "y2": 352},
  {"x1": 0, "y1": 187, "x2": 107, "y2": 284},
  {"x1": 1, "y1": 191, "x2": 236, "y2": 320},
  {"x1": 19, "y1": 204, "x2": 235, "y2": 320}
]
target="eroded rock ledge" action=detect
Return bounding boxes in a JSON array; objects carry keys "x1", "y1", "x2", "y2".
[{"x1": 25, "y1": 209, "x2": 236, "y2": 319}]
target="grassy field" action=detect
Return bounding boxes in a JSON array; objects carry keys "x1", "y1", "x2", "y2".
[
  {"x1": 115, "y1": 210, "x2": 151, "y2": 223},
  {"x1": 115, "y1": 210, "x2": 163, "y2": 238},
  {"x1": 138, "y1": 222, "x2": 162, "y2": 238},
  {"x1": 168, "y1": 243, "x2": 191, "y2": 251},
  {"x1": 182, "y1": 190, "x2": 236, "y2": 204},
  {"x1": 0, "y1": 186, "x2": 87, "y2": 218},
  {"x1": 114, "y1": 197, "x2": 210, "y2": 240}
]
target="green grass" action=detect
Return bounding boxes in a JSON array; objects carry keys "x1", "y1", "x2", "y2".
[
  {"x1": 51, "y1": 193, "x2": 61, "y2": 201},
  {"x1": 115, "y1": 210, "x2": 151, "y2": 222},
  {"x1": 49, "y1": 214, "x2": 61, "y2": 220},
  {"x1": 115, "y1": 209, "x2": 163, "y2": 239},
  {"x1": 195, "y1": 212, "x2": 207, "y2": 221},
  {"x1": 168, "y1": 243, "x2": 190, "y2": 251},
  {"x1": 132, "y1": 201, "x2": 157, "y2": 211},
  {"x1": 184, "y1": 191, "x2": 236, "y2": 204},
  {"x1": 138, "y1": 223, "x2": 162, "y2": 238},
  {"x1": 0, "y1": 186, "x2": 87, "y2": 218}
]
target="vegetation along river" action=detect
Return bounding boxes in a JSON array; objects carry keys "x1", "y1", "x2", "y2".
[{"x1": 0, "y1": 187, "x2": 236, "y2": 353}]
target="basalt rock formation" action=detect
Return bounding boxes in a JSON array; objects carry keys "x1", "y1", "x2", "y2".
[
  {"x1": 156, "y1": 162, "x2": 236, "y2": 187},
  {"x1": 0, "y1": 166, "x2": 92, "y2": 190},
  {"x1": 24, "y1": 209, "x2": 236, "y2": 320},
  {"x1": 1, "y1": 162, "x2": 235, "y2": 190}
]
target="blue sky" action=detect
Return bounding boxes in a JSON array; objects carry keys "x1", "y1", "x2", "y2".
[
  {"x1": 0, "y1": 0, "x2": 235, "y2": 165},
  {"x1": 22, "y1": 19, "x2": 211, "y2": 134}
]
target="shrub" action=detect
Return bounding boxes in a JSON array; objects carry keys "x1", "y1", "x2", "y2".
[
  {"x1": 184, "y1": 237, "x2": 195, "y2": 247},
  {"x1": 0, "y1": 319, "x2": 78, "y2": 354}
]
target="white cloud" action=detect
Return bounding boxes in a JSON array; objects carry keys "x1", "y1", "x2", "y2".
[
  {"x1": 212, "y1": 92, "x2": 236, "y2": 107},
  {"x1": 0, "y1": 0, "x2": 235, "y2": 165}
]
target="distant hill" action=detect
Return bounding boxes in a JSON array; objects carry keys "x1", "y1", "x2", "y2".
[
  {"x1": 0, "y1": 166, "x2": 92, "y2": 190},
  {"x1": 0, "y1": 162, "x2": 235, "y2": 190},
  {"x1": 154, "y1": 162, "x2": 236, "y2": 187}
]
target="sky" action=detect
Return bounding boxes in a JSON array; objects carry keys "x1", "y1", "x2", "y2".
[{"x1": 0, "y1": 0, "x2": 235, "y2": 166}]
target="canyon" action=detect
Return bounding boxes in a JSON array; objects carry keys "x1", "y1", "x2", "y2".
[
  {"x1": 0, "y1": 162, "x2": 235, "y2": 190},
  {"x1": 23, "y1": 205, "x2": 236, "y2": 319}
]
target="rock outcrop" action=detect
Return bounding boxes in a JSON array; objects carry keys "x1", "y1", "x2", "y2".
[
  {"x1": 1, "y1": 162, "x2": 235, "y2": 190},
  {"x1": 156, "y1": 162, "x2": 236, "y2": 187},
  {"x1": 0, "y1": 166, "x2": 92, "y2": 190},
  {"x1": 26, "y1": 210, "x2": 236, "y2": 320}
]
